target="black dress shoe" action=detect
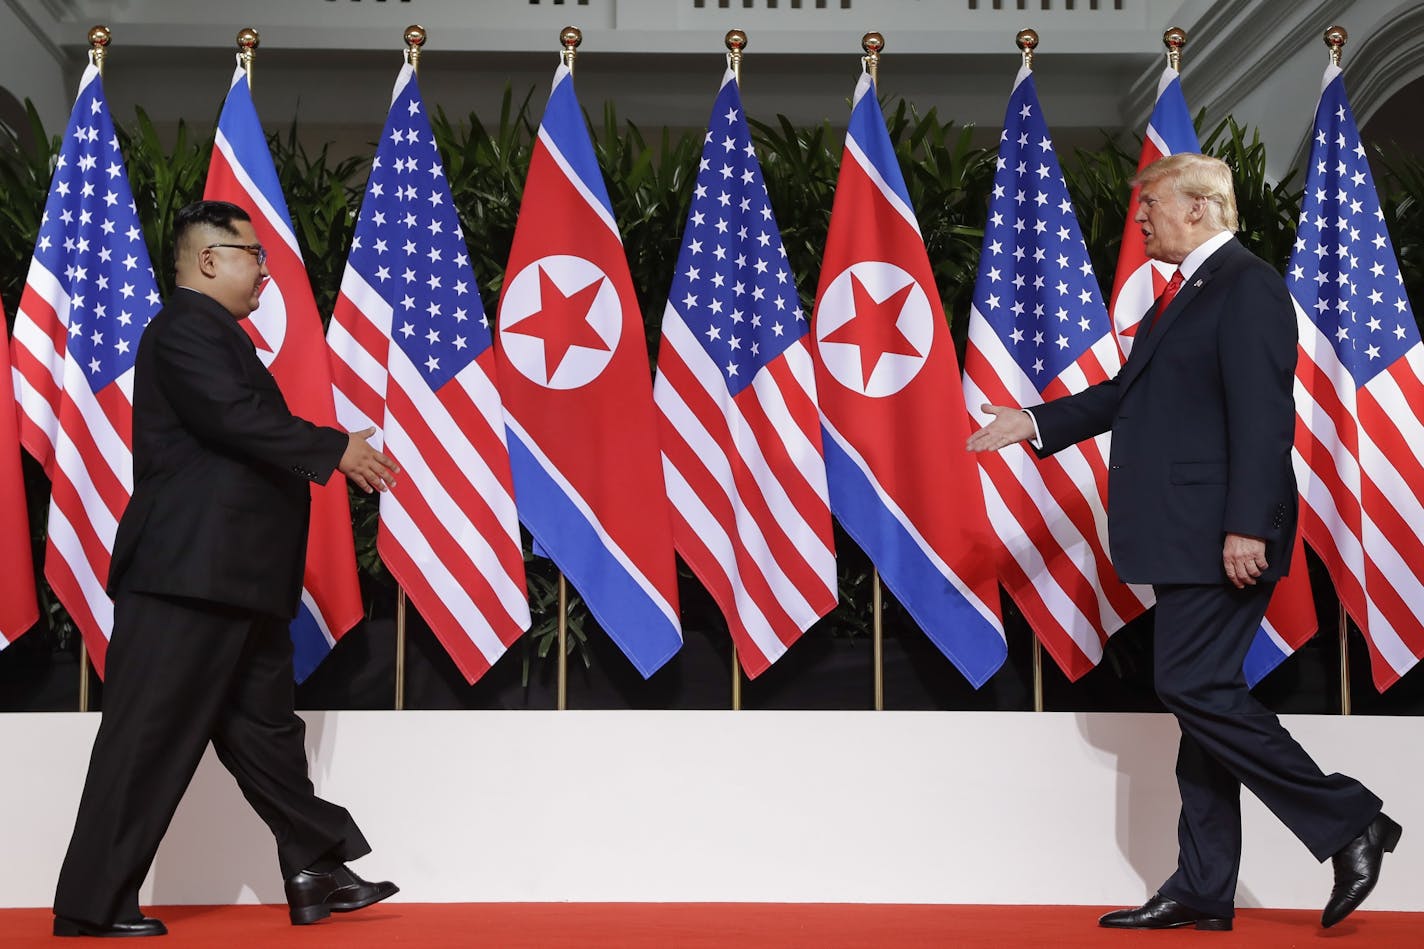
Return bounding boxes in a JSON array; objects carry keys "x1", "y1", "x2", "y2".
[
  {"x1": 1323, "y1": 812, "x2": 1402, "y2": 928},
  {"x1": 284, "y1": 863, "x2": 399, "y2": 925},
  {"x1": 53, "y1": 915, "x2": 167, "y2": 937},
  {"x1": 1099, "y1": 893, "x2": 1232, "y2": 931}
]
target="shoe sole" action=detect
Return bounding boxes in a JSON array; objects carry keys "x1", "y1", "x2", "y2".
[
  {"x1": 1100, "y1": 919, "x2": 1233, "y2": 932},
  {"x1": 53, "y1": 917, "x2": 168, "y2": 937}
]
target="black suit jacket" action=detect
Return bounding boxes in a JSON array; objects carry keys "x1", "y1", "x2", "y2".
[
  {"x1": 107, "y1": 288, "x2": 348, "y2": 617},
  {"x1": 1032, "y1": 238, "x2": 1298, "y2": 584}
]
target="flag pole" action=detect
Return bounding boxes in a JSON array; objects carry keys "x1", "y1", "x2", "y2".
[
  {"x1": 725, "y1": 28, "x2": 748, "y2": 711},
  {"x1": 75, "y1": 24, "x2": 112, "y2": 713},
  {"x1": 553, "y1": 25, "x2": 582, "y2": 712},
  {"x1": 1025, "y1": 25, "x2": 1048, "y2": 712},
  {"x1": 237, "y1": 27, "x2": 258, "y2": 88},
  {"x1": 1326, "y1": 26, "x2": 1352, "y2": 716},
  {"x1": 1324, "y1": 25, "x2": 1352, "y2": 716},
  {"x1": 861, "y1": 31, "x2": 885, "y2": 711},
  {"x1": 387, "y1": 25, "x2": 428, "y2": 713}
]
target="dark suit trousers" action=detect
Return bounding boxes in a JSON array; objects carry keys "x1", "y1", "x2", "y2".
[
  {"x1": 1152, "y1": 582, "x2": 1381, "y2": 918},
  {"x1": 53, "y1": 592, "x2": 369, "y2": 925}
]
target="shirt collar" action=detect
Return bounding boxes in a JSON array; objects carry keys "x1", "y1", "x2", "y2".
[{"x1": 1177, "y1": 230, "x2": 1233, "y2": 281}]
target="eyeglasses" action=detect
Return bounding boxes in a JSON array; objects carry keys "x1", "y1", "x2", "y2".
[{"x1": 205, "y1": 242, "x2": 267, "y2": 266}]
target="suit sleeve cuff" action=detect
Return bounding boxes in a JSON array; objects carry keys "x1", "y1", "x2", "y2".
[{"x1": 1022, "y1": 408, "x2": 1044, "y2": 450}]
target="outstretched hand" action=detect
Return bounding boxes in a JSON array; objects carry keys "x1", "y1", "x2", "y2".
[
  {"x1": 339, "y1": 427, "x2": 399, "y2": 494},
  {"x1": 965, "y1": 404, "x2": 1036, "y2": 453}
]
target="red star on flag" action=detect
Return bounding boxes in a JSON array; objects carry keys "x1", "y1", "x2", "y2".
[
  {"x1": 821, "y1": 274, "x2": 921, "y2": 388},
  {"x1": 506, "y1": 266, "x2": 610, "y2": 382}
]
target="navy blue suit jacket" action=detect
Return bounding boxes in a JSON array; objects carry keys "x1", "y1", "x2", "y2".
[
  {"x1": 1031, "y1": 238, "x2": 1298, "y2": 585},
  {"x1": 107, "y1": 288, "x2": 348, "y2": 617}
]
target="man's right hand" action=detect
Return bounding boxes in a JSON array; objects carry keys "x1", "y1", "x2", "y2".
[
  {"x1": 340, "y1": 427, "x2": 399, "y2": 494},
  {"x1": 966, "y1": 404, "x2": 1036, "y2": 452}
]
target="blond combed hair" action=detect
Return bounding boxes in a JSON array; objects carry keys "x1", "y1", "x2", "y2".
[{"x1": 1133, "y1": 153, "x2": 1240, "y2": 234}]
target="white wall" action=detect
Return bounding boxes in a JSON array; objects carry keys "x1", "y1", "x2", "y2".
[{"x1": 4, "y1": 710, "x2": 1420, "y2": 910}]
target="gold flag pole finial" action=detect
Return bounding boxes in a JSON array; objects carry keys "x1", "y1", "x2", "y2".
[
  {"x1": 1325, "y1": 25, "x2": 1348, "y2": 67},
  {"x1": 725, "y1": 29, "x2": 747, "y2": 84},
  {"x1": 88, "y1": 25, "x2": 111, "y2": 73},
  {"x1": 405, "y1": 24, "x2": 427, "y2": 72},
  {"x1": 237, "y1": 27, "x2": 260, "y2": 87},
  {"x1": 1016, "y1": 28, "x2": 1038, "y2": 70},
  {"x1": 560, "y1": 26, "x2": 582, "y2": 72},
  {"x1": 862, "y1": 32, "x2": 884, "y2": 85},
  {"x1": 1163, "y1": 26, "x2": 1187, "y2": 72}
]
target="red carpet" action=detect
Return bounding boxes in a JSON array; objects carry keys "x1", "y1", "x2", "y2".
[{"x1": 3, "y1": 903, "x2": 1420, "y2": 947}]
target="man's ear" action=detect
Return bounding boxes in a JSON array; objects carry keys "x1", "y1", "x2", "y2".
[{"x1": 195, "y1": 245, "x2": 218, "y2": 279}]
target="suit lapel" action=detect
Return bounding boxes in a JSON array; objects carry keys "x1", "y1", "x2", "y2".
[{"x1": 1117, "y1": 238, "x2": 1239, "y2": 393}]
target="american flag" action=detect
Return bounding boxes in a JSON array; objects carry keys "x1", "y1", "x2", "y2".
[
  {"x1": 205, "y1": 62, "x2": 364, "y2": 681},
  {"x1": 328, "y1": 62, "x2": 529, "y2": 683},
  {"x1": 1107, "y1": 64, "x2": 1317, "y2": 687},
  {"x1": 2, "y1": 306, "x2": 39, "y2": 648},
  {"x1": 813, "y1": 70, "x2": 1005, "y2": 686},
  {"x1": 963, "y1": 63, "x2": 1150, "y2": 681},
  {"x1": 495, "y1": 62, "x2": 682, "y2": 678},
  {"x1": 652, "y1": 67, "x2": 836, "y2": 679},
  {"x1": 9, "y1": 62, "x2": 161, "y2": 674},
  {"x1": 1289, "y1": 61, "x2": 1424, "y2": 691}
]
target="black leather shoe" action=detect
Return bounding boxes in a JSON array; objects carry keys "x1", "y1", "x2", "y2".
[
  {"x1": 53, "y1": 915, "x2": 167, "y2": 937},
  {"x1": 1323, "y1": 812, "x2": 1402, "y2": 928},
  {"x1": 1099, "y1": 893, "x2": 1232, "y2": 931},
  {"x1": 284, "y1": 863, "x2": 399, "y2": 925}
]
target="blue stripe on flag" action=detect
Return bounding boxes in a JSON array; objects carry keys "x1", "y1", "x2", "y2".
[
  {"x1": 847, "y1": 82, "x2": 914, "y2": 216},
  {"x1": 1149, "y1": 74, "x2": 1200, "y2": 153},
  {"x1": 508, "y1": 432, "x2": 682, "y2": 679},
  {"x1": 290, "y1": 600, "x2": 331, "y2": 684},
  {"x1": 542, "y1": 69, "x2": 617, "y2": 222},
  {"x1": 1243, "y1": 630, "x2": 1288, "y2": 688},
  {"x1": 216, "y1": 74, "x2": 296, "y2": 228},
  {"x1": 823, "y1": 429, "x2": 1007, "y2": 688}
]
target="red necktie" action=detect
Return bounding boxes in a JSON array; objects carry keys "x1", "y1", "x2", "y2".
[{"x1": 1149, "y1": 268, "x2": 1184, "y2": 331}]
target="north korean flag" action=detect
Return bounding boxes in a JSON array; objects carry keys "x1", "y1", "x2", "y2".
[
  {"x1": 811, "y1": 70, "x2": 1006, "y2": 686},
  {"x1": 495, "y1": 62, "x2": 681, "y2": 678}
]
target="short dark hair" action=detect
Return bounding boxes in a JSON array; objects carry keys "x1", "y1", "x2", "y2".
[{"x1": 172, "y1": 200, "x2": 252, "y2": 264}]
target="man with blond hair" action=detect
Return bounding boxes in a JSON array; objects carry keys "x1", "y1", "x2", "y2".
[{"x1": 968, "y1": 153, "x2": 1398, "y2": 931}]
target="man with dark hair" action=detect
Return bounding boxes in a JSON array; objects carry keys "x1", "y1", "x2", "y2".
[
  {"x1": 53, "y1": 200, "x2": 400, "y2": 937},
  {"x1": 968, "y1": 154, "x2": 1398, "y2": 931}
]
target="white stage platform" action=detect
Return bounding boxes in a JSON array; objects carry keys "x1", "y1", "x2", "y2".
[{"x1": 4, "y1": 711, "x2": 1419, "y2": 910}]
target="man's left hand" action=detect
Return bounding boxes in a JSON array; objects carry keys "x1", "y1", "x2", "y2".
[{"x1": 1223, "y1": 532, "x2": 1268, "y2": 588}]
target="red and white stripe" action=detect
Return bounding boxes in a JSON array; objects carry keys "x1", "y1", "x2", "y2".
[
  {"x1": 328, "y1": 268, "x2": 530, "y2": 684},
  {"x1": 965, "y1": 312, "x2": 1153, "y2": 681},
  {"x1": 655, "y1": 307, "x2": 836, "y2": 678},
  {"x1": 1294, "y1": 308, "x2": 1424, "y2": 689},
  {"x1": 2, "y1": 311, "x2": 40, "y2": 647},
  {"x1": 11, "y1": 262, "x2": 133, "y2": 672}
]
